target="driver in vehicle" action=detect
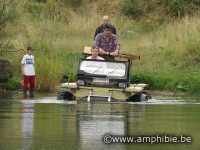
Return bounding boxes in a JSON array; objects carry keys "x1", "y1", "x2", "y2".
[
  {"x1": 86, "y1": 48, "x2": 104, "y2": 60},
  {"x1": 94, "y1": 23, "x2": 120, "y2": 60}
]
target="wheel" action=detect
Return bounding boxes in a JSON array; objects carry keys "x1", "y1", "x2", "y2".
[{"x1": 57, "y1": 91, "x2": 75, "y2": 101}]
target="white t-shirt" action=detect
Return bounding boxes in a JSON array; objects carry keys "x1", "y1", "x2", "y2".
[
  {"x1": 21, "y1": 54, "x2": 35, "y2": 76},
  {"x1": 86, "y1": 56, "x2": 104, "y2": 60}
]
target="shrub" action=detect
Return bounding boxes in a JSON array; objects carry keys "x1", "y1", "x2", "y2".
[
  {"x1": 164, "y1": 0, "x2": 200, "y2": 16},
  {"x1": 0, "y1": 0, "x2": 20, "y2": 56},
  {"x1": 122, "y1": 0, "x2": 142, "y2": 17},
  {"x1": 35, "y1": 0, "x2": 47, "y2": 3},
  {"x1": 62, "y1": 0, "x2": 83, "y2": 8}
]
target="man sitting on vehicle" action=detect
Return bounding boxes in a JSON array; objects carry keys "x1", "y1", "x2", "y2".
[
  {"x1": 86, "y1": 47, "x2": 104, "y2": 60},
  {"x1": 94, "y1": 23, "x2": 120, "y2": 60},
  {"x1": 94, "y1": 15, "x2": 116, "y2": 40}
]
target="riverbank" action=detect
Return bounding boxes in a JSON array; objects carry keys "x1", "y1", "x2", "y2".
[
  {"x1": 0, "y1": 80, "x2": 22, "y2": 93},
  {"x1": 1, "y1": 0, "x2": 200, "y2": 95},
  {"x1": 2, "y1": 68, "x2": 199, "y2": 97}
]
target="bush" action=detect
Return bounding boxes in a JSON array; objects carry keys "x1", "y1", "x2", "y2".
[
  {"x1": 164, "y1": 0, "x2": 200, "y2": 16},
  {"x1": 122, "y1": 0, "x2": 200, "y2": 17},
  {"x1": 5, "y1": 79, "x2": 22, "y2": 91},
  {"x1": 0, "y1": 0, "x2": 20, "y2": 56},
  {"x1": 62, "y1": 0, "x2": 83, "y2": 8},
  {"x1": 27, "y1": 0, "x2": 69, "y2": 23},
  {"x1": 35, "y1": 0, "x2": 47, "y2": 3},
  {"x1": 122, "y1": 0, "x2": 142, "y2": 17}
]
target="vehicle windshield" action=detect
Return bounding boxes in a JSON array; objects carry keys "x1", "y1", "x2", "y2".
[{"x1": 79, "y1": 60, "x2": 126, "y2": 77}]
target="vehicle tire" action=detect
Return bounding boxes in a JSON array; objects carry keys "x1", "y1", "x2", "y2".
[{"x1": 57, "y1": 91, "x2": 75, "y2": 101}]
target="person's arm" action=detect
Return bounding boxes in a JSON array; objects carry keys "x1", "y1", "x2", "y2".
[
  {"x1": 99, "y1": 47, "x2": 105, "y2": 55},
  {"x1": 21, "y1": 56, "x2": 25, "y2": 75},
  {"x1": 110, "y1": 35, "x2": 120, "y2": 56},
  {"x1": 33, "y1": 56, "x2": 35, "y2": 64},
  {"x1": 110, "y1": 45, "x2": 120, "y2": 56},
  {"x1": 95, "y1": 34, "x2": 105, "y2": 55},
  {"x1": 21, "y1": 64, "x2": 24, "y2": 75},
  {"x1": 115, "y1": 44, "x2": 120, "y2": 53},
  {"x1": 94, "y1": 26, "x2": 100, "y2": 40},
  {"x1": 112, "y1": 26, "x2": 117, "y2": 35}
]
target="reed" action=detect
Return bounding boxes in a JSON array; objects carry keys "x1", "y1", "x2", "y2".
[{"x1": 3, "y1": 0, "x2": 200, "y2": 94}]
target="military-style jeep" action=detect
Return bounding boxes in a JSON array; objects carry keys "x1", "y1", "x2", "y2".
[{"x1": 57, "y1": 47, "x2": 151, "y2": 102}]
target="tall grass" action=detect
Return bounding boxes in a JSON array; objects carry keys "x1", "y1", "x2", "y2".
[
  {"x1": 3, "y1": 0, "x2": 200, "y2": 94},
  {"x1": 0, "y1": 0, "x2": 21, "y2": 56},
  {"x1": 122, "y1": 0, "x2": 200, "y2": 17},
  {"x1": 128, "y1": 16, "x2": 200, "y2": 71}
]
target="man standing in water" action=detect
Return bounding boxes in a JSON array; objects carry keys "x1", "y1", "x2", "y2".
[
  {"x1": 21, "y1": 46, "x2": 35, "y2": 97},
  {"x1": 94, "y1": 15, "x2": 116, "y2": 39},
  {"x1": 94, "y1": 23, "x2": 120, "y2": 60}
]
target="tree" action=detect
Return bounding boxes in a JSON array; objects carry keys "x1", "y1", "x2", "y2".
[{"x1": 0, "y1": 0, "x2": 19, "y2": 57}]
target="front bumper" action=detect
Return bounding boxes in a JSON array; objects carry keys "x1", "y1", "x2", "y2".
[{"x1": 59, "y1": 83, "x2": 148, "y2": 101}]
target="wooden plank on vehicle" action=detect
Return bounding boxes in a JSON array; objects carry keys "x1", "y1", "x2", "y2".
[
  {"x1": 83, "y1": 47, "x2": 92, "y2": 54},
  {"x1": 83, "y1": 46, "x2": 140, "y2": 60}
]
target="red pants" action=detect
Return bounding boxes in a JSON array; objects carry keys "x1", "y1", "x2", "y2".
[{"x1": 24, "y1": 75, "x2": 35, "y2": 90}]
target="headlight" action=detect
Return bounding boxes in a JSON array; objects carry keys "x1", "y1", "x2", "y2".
[
  {"x1": 119, "y1": 82, "x2": 126, "y2": 88},
  {"x1": 77, "y1": 80, "x2": 84, "y2": 86}
]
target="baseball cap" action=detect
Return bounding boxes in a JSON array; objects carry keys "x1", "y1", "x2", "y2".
[{"x1": 27, "y1": 46, "x2": 35, "y2": 51}]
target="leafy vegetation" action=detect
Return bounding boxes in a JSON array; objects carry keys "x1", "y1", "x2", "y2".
[
  {"x1": 0, "y1": 0, "x2": 20, "y2": 56},
  {"x1": 122, "y1": 0, "x2": 200, "y2": 17},
  {"x1": 1, "y1": 0, "x2": 200, "y2": 94},
  {"x1": 122, "y1": 0, "x2": 142, "y2": 17}
]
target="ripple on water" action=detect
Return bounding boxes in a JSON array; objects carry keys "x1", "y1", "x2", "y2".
[{"x1": 18, "y1": 96, "x2": 200, "y2": 105}]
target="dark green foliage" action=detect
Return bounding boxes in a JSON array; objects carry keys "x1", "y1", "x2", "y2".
[
  {"x1": 0, "y1": 59, "x2": 13, "y2": 82},
  {"x1": 61, "y1": 0, "x2": 83, "y2": 8},
  {"x1": 5, "y1": 79, "x2": 22, "y2": 90},
  {"x1": 131, "y1": 70, "x2": 200, "y2": 95},
  {"x1": 27, "y1": 2, "x2": 45, "y2": 19},
  {"x1": 164, "y1": 0, "x2": 200, "y2": 16},
  {"x1": 35, "y1": 0, "x2": 47, "y2": 3},
  {"x1": 122, "y1": 0, "x2": 200, "y2": 17},
  {"x1": 122, "y1": 0, "x2": 142, "y2": 17},
  {"x1": 0, "y1": 79, "x2": 22, "y2": 91}
]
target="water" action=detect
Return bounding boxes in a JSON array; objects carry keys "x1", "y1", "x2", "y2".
[{"x1": 0, "y1": 93, "x2": 200, "y2": 150}]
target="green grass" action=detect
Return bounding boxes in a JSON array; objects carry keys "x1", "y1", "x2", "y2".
[
  {"x1": 122, "y1": 0, "x2": 200, "y2": 17},
  {"x1": 1, "y1": 0, "x2": 200, "y2": 95},
  {"x1": 131, "y1": 70, "x2": 200, "y2": 92},
  {"x1": 2, "y1": 79, "x2": 22, "y2": 91}
]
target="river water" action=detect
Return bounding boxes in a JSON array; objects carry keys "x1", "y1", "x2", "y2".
[{"x1": 0, "y1": 93, "x2": 200, "y2": 150}]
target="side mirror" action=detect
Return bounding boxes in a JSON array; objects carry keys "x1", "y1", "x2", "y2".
[
  {"x1": 134, "y1": 78, "x2": 142, "y2": 84},
  {"x1": 63, "y1": 75, "x2": 68, "y2": 80}
]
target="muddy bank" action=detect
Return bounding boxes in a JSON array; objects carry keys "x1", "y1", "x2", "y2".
[
  {"x1": 0, "y1": 80, "x2": 22, "y2": 93},
  {"x1": 0, "y1": 59, "x2": 22, "y2": 93}
]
